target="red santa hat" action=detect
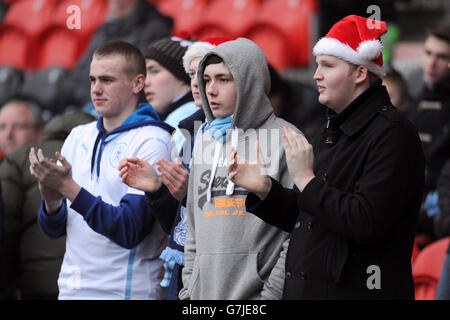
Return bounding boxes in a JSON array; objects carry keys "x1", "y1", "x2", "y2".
[
  {"x1": 313, "y1": 15, "x2": 388, "y2": 77},
  {"x1": 183, "y1": 37, "x2": 234, "y2": 73}
]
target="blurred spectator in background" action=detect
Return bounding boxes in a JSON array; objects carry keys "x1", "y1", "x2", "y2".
[
  {"x1": 409, "y1": 24, "x2": 450, "y2": 243},
  {"x1": 0, "y1": 97, "x2": 44, "y2": 160},
  {"x1": 435, "y1": 159, "x2": 450, "y2": 300},
  {"x1": 268, "y1": 65, "x2": 326, "y2": 142},
  {"x1": 383, "y1": 68, "x2": 411, "y2": 114},
  {"x1": 58, "y1": 0, "x2": 173, "y2": 111},
  {"x1": 143, "y1": 36, "x2": 197, "y2": 152},
  {"x1": 0, "y1": 1, "x2": 8, "y2": 23},
  {"x1": 0, "y1": 110, "x2": 95, "y2": 300}
]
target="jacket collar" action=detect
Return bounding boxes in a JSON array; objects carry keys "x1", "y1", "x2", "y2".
[
  {"x1": 326, "y1": 80, "x2": 390, "y2": 137},
  {"x1": 159, "y1": 91, "x2": 194, "y2": 121}
]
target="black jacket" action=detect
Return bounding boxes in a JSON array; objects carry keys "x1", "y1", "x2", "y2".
[
  {"x1": 435, "y1": 160, "x2": 450, "y2": 253},
  {"x1": 246, "y1": 81, "x2": 425, "y2": 299}
]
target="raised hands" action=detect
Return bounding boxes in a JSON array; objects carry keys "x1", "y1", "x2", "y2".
[
  {"x1": 156, "y1": 158, "x2": 189, "y2": 202},
  {"x1": 227, "y1": 140, "x2": 272, "y2": 200},
  {"x1": 29, "y1": 147, "x2": 79, "y2": 213},
  {"x1": 118, "y1": 157, "x2": 189, "y2": 202},
  {"x1": 118, "y1": 158, "x2": 162, "y2": 193},
  {"x1": 282, "y1": 126, "x2": 315, "y2": 191}
]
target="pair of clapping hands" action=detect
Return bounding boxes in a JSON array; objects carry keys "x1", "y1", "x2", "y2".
[
  {"x1": 119, "y1": 126, "x2": 315, "y2": 201},
  {"x1": 29, "y1": 126, "x2": 314, "y2": 206}
]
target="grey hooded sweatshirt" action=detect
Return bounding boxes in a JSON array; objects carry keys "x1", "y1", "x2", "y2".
[{"x1": 180, "y1": 38, "x2": 301, "y2": 300}]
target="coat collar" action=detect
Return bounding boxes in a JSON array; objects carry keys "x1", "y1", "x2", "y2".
[{"x1": 326, "y1": 80, "x2": 390, "y2": 137}]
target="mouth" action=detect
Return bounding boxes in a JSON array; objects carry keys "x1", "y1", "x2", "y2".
[
  {"x1": 93, "y1": 98, "x2": 107, "y2": 104},
  {"x1": 210, "y1": 102, "x2": 220, "y2": 109},
  {"x1": 145, "y1": 92, "x2": 154, "y2": 101},
  {"x1": 193, "y1": 91, "x2": 200, "y2": 98},
  {"x1": 317, "y1": 85, "x2": 325, "y2": 93}
]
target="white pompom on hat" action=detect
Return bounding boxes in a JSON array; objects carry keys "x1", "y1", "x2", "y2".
[
  {"x1": 182, "y1": 37, "x2": 234, "y2": 73},
  {"x1": 313, "y1": 15, "x2": 388, "y2": 77}
]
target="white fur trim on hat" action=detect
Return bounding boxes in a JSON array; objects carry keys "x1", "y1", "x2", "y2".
[
  {"x1": 183, "y1": 41, "x2": 215, "y2": 73},
  {"x1": 313, "y1": 37, "x2": 385, "y2": 77}
]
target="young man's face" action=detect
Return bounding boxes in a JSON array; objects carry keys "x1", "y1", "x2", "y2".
[
  {"x1": 144, "y1": 59, "x2": 185, "y2": 114},
  {"x1": 89, "y1": 54, "x2": 138, "y2": 120},
  {"x1": 313, "y1": 55, "x2": 359, "y2": 113},
  {"x1": 189, "y1": 56, "x2": 203, "y2": 107},
  {"x1": 423, "y1": 35, "x2": 450, "y2": 85},
  {"x1": 203, "y1": 62, "x2": 237, "y2": 118}
]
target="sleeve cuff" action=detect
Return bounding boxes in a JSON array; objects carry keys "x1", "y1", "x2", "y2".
[
  {"x1": 246, "y1": 177, "x2": 281, "y2": 209},
  {"x1": 70, "y1": 187, "x2": 96, "y2": 217},
  {"x1": 145, "y1": 184, "x2": 169, "y2": 200},
  {"x1": 296, "y1": 176, "x2": 322, "y2": 215},
  {"x1": 40, "y1": 199, "x2": 67, "y2": 225}
]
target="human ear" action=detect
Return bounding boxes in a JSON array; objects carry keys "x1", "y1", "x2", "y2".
[
  {"x1": 133, "y1": 74, "x2": 146, "y2": 94},
  {"x1": 354, "y1": 65, "x2": 369, "y2": 84}
]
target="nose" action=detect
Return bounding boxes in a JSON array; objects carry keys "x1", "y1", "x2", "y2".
[
  {"x1": 191, "y1": 75, "x2": 198, "y2": 89},
  {"x1": 144, "y1": 75, "x2": 152, "y2": 88},
  {"x1": 206, "y1": 80, "x2": 217, "y2": 97},
  {"x1": 425, "y1": 55, "x2": 437, "y2": 71},
  {"x1": 91, "y1": 80, "x2": 102, "y2": 95},
  {"x1": 313, "y1": 66, "x2": 322, "y2": 81}
]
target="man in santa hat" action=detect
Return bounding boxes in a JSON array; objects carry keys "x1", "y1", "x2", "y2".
[{"x1": 228, "y1": 15, "x2": 425, "y2": 299}]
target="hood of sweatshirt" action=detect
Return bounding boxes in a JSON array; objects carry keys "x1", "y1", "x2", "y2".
[
  {"x1": 182, "y1": 39, "x2": 295, "y2": 300},
  {"x1": 197, "y1": 37, "x2": 274, "y2": 132}
]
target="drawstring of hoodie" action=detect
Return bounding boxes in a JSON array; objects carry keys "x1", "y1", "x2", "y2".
[
  {"x1": 206, "y1": 126, "x2": 238, "y2": 203},
  {"x1": 91, "y1": 131, "x2": 120, "y2": 180}
]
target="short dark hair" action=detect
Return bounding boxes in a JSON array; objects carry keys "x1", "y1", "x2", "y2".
[
  {"x1": 203, "y1": 54, "x2": 224, "y2": 68},
  {"x1": 383, "y1": 69, "x2": 409, "y2": 105},
  {"x1": 427, "y1": 24, "x2": 450, "y2": 44},
  {"x1": 93, "y1": 40, "x2": 146, "y2": 79}
]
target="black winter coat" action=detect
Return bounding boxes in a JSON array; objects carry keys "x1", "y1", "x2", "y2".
[{"x1": 246, "y1": 82, "x2": 425, "y2": 299}]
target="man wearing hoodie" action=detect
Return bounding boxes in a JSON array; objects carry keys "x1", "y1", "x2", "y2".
[
  {"x1": 28, "y1": 41, "x2": 174, "y2": 299},
  {"x1": 179, "y1": 38, "x2": 298, "y2": 300}
]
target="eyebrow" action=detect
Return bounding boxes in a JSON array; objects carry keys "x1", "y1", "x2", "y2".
[
  {"x1": 89, "y1": 74, "x2": 117, "y2": 80},
  {"x1": 204, "y1": 72, "x2": 233, "y2": 78}
]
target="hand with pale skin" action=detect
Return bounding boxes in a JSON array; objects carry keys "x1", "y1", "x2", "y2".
[
  {"x1": 156, "y1": 158, "x2": 189, "y2": 202},
  {"x1": 227, "y1": 140, "x2": 272, "y2": 200},
  {"x1": 29, "y1": 147, "x2": 81, "y2": 214},
  {"x1": 282, "y1": 126, "x2": 315, "y2": 191},
  {"x1": 118, "y1": 158, "x2": 162, "y2": 193}
]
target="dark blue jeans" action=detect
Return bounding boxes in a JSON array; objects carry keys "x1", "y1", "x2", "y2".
[{"x1": 165, "y1": 263, "x2": 183, "y2": 300}]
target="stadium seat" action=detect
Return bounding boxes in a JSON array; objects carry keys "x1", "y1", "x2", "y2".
[
  {"x1": 246, "y1": 0, "x2": 318, "y2": 70},
  {"x1": 0, "y1": 66, "x2": 24, "y2": 106},
  {"x1": 35, "y1": 26, "x2": 80, "y2": 69},
  {"x1": 246, "y1": 24, "x2": 292, "y2": 71},
  {"x1": 157, "y1": 0, "x2": 208, "y2": 37},
  {"x1": 20, "y1": 66, "x2": 69, "y2": 112},
  {"x1": 3, "y1": 0, "x2": 59, "y2": 39},
  {"x1": 413, "y1": 237, "x2": 450, "y2": 300},
  {"x1": 51, "y1": 0, "x2": 108, "y2": 57},
  {"x1": 194, "y1": 0, "x2": 260, "y2": 39},
  {"x1": 3, "y1": 0, "x2": 61, "y2": 69},
  {"x1": 0, "y1": 25, "x2": 29, "y2": 69}
]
